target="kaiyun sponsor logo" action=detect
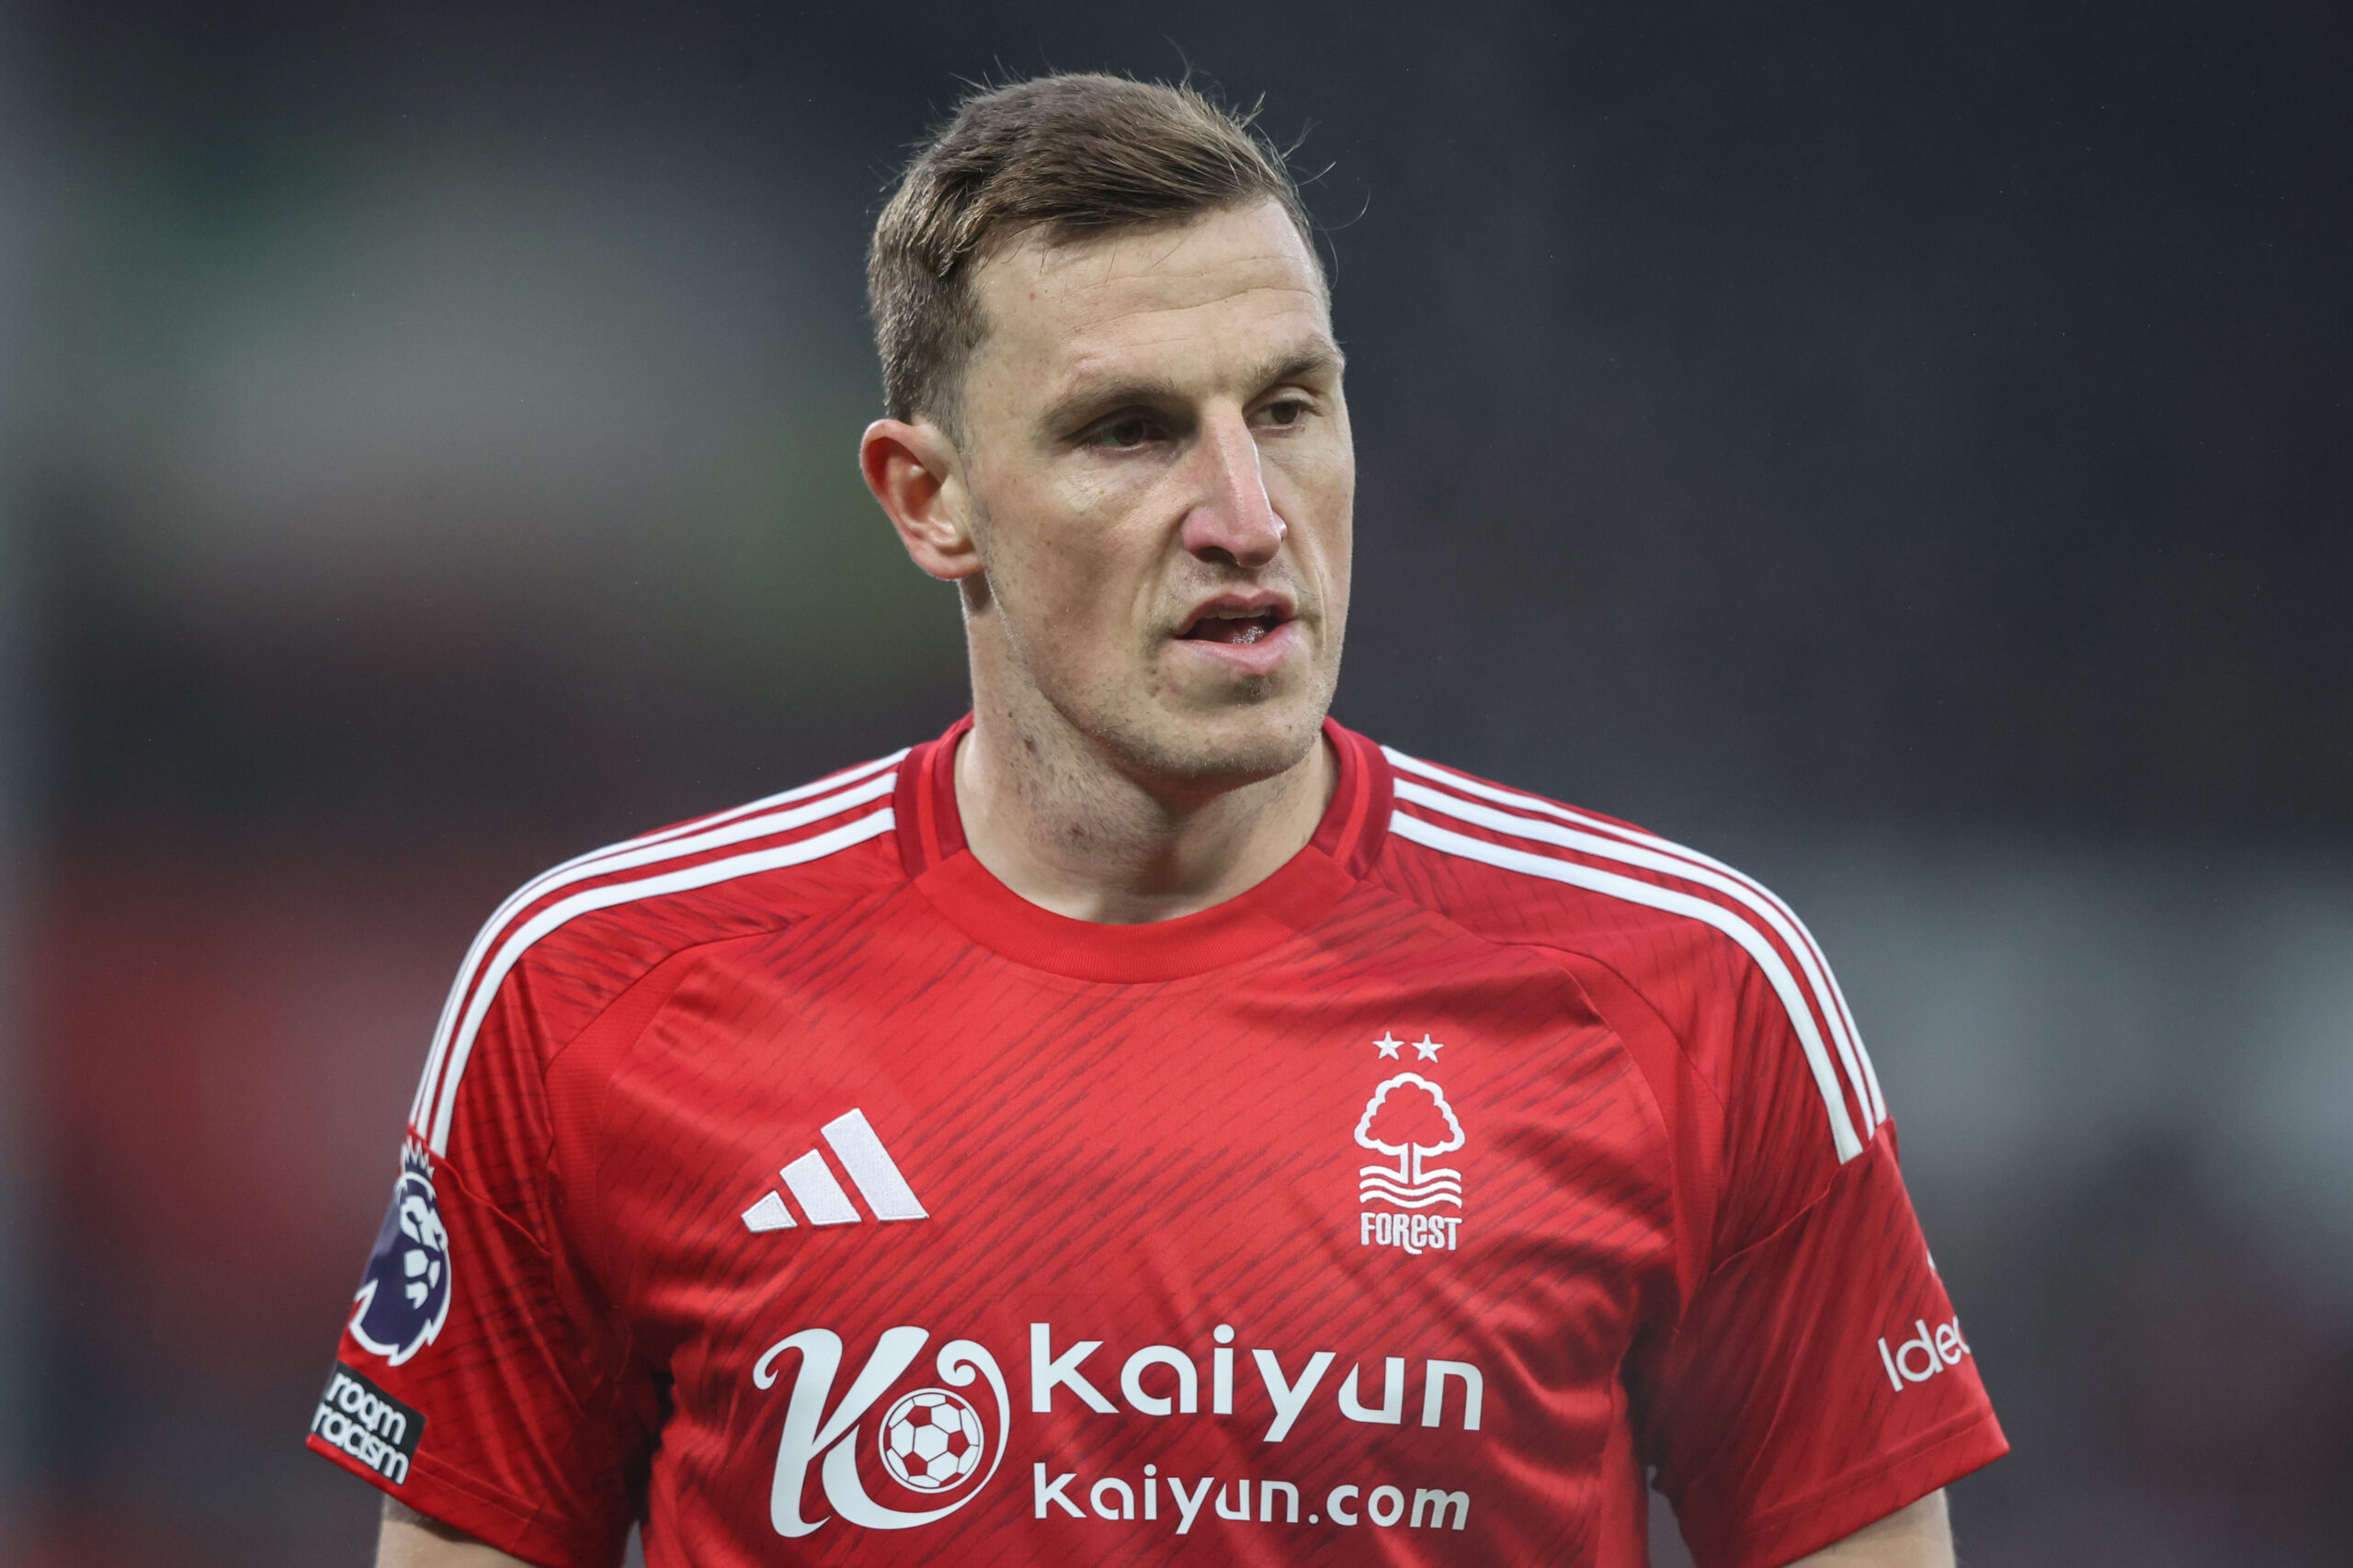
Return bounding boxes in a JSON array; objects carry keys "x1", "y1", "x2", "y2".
[
  {"x1": 752, "y1": 1327, "x2": 1012, "y2": 1536},
  {"x1": 1032, "y1": 1463, "x2": 1470, "y2": 1534},
  {"x1": 750, "y1": 1319, "x2": 1488, "y2": 1540}
]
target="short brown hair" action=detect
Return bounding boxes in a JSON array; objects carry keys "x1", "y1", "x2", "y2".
[{"x1": 868, "y1": 74, "x2": 1316, "y2": 433}]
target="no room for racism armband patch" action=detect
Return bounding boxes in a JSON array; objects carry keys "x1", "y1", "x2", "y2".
[{"x1": 313, "y1": 1361, "x2": 425, "y2": 1485}]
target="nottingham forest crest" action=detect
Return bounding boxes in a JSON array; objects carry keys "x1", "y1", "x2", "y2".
[{"x1": 1354, "y1": 1035, "x2": 1468, "y2": 1257}]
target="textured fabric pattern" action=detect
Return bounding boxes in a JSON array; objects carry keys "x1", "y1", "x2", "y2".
[{"x1": 310, "y1": 720, "x2": 2004, "y2": 1568}]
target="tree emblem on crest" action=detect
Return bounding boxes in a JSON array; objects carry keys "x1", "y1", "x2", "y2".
[{"x1": 1354, "y1": 1073, "x2": 1466, "y2": 1208}]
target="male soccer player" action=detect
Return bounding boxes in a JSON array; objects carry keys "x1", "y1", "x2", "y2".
[{"x1": 313, "y1": 74, "x2": 2005, "y2": 1568}]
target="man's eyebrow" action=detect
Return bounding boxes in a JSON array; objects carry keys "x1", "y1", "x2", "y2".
[
  {"x1": 1256, "y1": 344, "x2": 1347, "y2": 388},
  {"x1": 1042, "y1": 376, "x2": 1185, "y2": 433},
  {"x1": 1042, "y1": 342, "x2": 1347, "y2": 434}
]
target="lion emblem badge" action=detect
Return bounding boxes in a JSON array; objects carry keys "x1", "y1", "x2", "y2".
[{"x1": 348, "y1": 1142, "x2": 452, "y2": 1365}]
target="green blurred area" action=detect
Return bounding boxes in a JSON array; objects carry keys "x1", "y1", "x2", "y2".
[{"x1": 701, "y1": 403, "x2": 965, "y2": 710}]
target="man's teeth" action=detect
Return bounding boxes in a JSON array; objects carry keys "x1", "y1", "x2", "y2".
[{"x1": 1190, "y1": 613, "x2": 1277, "y2": 644}]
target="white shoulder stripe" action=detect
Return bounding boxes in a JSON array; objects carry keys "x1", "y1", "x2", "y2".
[
  {"x1": 544, "y1": 747, "x2": 906, "y2": 879},
  {"x1": 1390, "y1": 808, "x2": 1867, "y2": 1163},
  {"x1": 409, "y1": 753, "x2": 904, "y2": 1130},
  {"x1": 426, "y1": 806, "x2": 895, "y2": 1154},
  {"x1": 407, "y1": 767, "x2": 901, "y2": 1130},
  {"x1": 1392, "y1": 777, "x2": 1881, "y2": 1137},
  {"x1": 1386, "y1": 746, "x2": 1886, "y2": 1125}
]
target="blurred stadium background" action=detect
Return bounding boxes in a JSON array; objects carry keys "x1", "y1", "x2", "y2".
[{"x1": 0, "y1": 3, "x2": 2347, "y2": 1563}]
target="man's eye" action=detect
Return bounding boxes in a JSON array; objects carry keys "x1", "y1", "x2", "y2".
[
  {"x1": 1257, "y1": 399, "x2": 1309, "y2": 427},
  {"x1": 1092, "y1": 417, "x2": 1153, "y2": 449}
]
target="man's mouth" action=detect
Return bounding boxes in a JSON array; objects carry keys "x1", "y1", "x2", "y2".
[
  {"x1": 1182, "y1": 609, "x2": 1287, "y2": 645},
  {"x1": 1176, "y1": 597, "x2": 1296, "y2": 647}
]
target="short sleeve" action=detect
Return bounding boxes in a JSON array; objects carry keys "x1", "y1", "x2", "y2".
[
  {"x1": 306, "y1": 965, "x2": 649, "y2": 1568},
  {"x1": 1633, "y1": 1128, "x2": 2008, "y2": 1568}
]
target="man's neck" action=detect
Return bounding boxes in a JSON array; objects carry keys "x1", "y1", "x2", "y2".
[{"x1": 951, "y1": 708, "x2": 1336, "y2": 926}]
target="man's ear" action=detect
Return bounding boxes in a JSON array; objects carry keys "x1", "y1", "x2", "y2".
[{"x1": 861, "y1": 417, "x2": 982, "y2": 582}]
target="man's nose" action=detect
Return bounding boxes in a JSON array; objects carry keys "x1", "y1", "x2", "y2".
[{"x1": 1177, "y1": 411, "x2": 1286, "y2": 568}]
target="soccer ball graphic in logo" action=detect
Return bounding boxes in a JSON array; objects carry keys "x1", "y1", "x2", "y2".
[{"x1": 878, "y1": 1387, "x2": 985, "y2": 1493}]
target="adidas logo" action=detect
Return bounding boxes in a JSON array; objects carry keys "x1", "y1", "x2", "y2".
[{"x1": 742, "y1": 1108, "x2": 928, "y2": 1233}]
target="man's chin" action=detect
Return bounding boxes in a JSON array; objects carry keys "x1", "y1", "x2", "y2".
[{"x1": 1111, "y1": 693, "x2": 1331, "y2": 795}]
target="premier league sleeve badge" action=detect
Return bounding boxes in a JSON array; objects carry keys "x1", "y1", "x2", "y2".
[{"x1": 348, "y1": 1142, "x2": 453, "y2": 1366}]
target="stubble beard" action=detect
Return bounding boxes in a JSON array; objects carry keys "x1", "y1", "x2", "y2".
[
  {"x1": 970, "y1": 519, "x2": 1342, "y2": 808},
  {"x1": 993, "y1": 618, "x2": 1338, "y2": 810},
  {"x1": 1111, "y1": 657, "x2": 1336, "y2": 796}
]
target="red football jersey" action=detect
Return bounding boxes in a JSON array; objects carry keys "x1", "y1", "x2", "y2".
[{"x1": 309, "y1": 718, "x2": 2004, "y2": 1568}]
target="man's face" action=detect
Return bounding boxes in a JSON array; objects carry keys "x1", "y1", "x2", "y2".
[{"x1": 952, "y1": 198, "x2": 1353, "y2": 791}]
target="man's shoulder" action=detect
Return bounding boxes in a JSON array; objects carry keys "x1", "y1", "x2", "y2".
[
  {"x1": 1368, "y1": 739, "x2": 1883, "y2": 1163},
  {"x1": 1370, "y1": 739, "x2": 1768, "y2": 966},
  {"x1": 435, "y1": 749, "x2": 908, "y2": 1051},
  {"x1": 501, "y1": 746, "x2": 911, "y2": 982},
  {"x1": 408, "y1": 746, "x2": 919, "y2": 1153}
]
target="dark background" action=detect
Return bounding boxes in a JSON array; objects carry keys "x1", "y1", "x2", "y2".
[{"x1": 1, "y1": 3, "x2": 2347, "y2": 1563}]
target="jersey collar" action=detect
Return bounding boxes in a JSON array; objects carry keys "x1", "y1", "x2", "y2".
[{"x1": 895, "y1": 715, "x2": 1392, "y2": 983}]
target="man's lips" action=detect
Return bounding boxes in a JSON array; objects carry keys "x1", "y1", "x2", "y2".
[
  {"x1": 1176, "y1": 596, "x2": 1297, "y2": 645},
  {"x1": 1169, "y1": 597, "x2": 1303, "y2": 679},
  {"x1": 1184, "y1": 612, "x2": 1284, "y2": 645}
]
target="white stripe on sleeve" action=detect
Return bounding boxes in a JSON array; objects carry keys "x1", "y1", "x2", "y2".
[
  {"x1": 426, "y1": 807, "x2": 895, "y2": 1154},
  {"x1": 407, "y1": 766, "x2": 898, "y2": 1131},
  {"x1": 1392, "y1": 777, "x2": 1879, "y2": 1136},
  {"x1": 1386, "y1": 746, "x2": 1887, "y2": 1127},
  {"x1": 1390, "y1": 808, "x2": 1866, "y2": 1162}
]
